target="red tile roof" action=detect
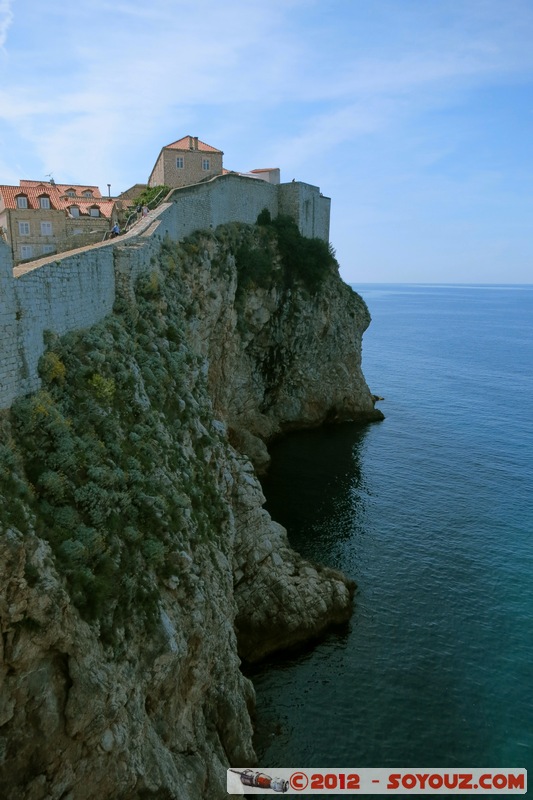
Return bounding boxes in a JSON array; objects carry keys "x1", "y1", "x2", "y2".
[
  {"x1": 20, "y1": 180, "x2": 103, "y2": 198},
  {"x1": 164, "y1": 136, "x2": 223, "y2": 153},
  {"x1": 0, "y1": 181, "x2": 113, "y2": 217}
]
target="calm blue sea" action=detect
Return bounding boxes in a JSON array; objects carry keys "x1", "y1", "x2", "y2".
[{"x1": 250, "y1": 285, "x2": 533, "y2": 795}]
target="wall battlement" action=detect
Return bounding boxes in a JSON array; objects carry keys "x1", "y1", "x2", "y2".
[{"x1": 0, "y1": 174, "x2": 330, "y2": 409}]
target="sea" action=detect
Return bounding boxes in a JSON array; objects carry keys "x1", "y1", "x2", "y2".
[{"x1": 249, "y1": 284, "x2": 533, "y2": 796}]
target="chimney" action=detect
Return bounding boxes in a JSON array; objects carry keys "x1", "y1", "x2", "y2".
[{"x1": 193, "y1": 136, "x2": 199, "y2": 150}]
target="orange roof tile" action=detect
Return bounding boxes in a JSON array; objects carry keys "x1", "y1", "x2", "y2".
[
  {"x1": 0, "y1": 182, "x2": 114, "y2": 217},
  {"x1": 164, "y1": 135, "x2": 223, "y2": 153},
  {"x1": 61, "y1": 198, "x2": 115, "y2": 218},
  {"x1": 20, "y1": 179, "x2": 103, "y2": 198},
  {"x1": 0, "y1": 185, "x2": 58, "y2": 210}
]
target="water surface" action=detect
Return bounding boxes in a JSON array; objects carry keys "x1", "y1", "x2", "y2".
[{"x1": 251, "y1": 285, "x2": 533, "y2": 787}]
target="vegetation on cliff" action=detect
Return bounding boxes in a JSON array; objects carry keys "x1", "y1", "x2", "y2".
[
  {"x1": 235, "y1": 209, "x2": 338, "y2": 296},
  {"x1": 0, "y1": 219, "x2": 367, "y2": 645},
  {"x1": 6, "y1": 308, "x2": 227, "y2": 642},
  {"x1": 0, "y1": 219, "x2": 378, "y2": 799}
]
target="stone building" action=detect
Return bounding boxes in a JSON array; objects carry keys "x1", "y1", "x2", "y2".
[
  {"x1": 148, "y1": 135, "x2": 224, "y2": 188},
  {"x1": 0, "y1": 179, "x2": 117, "y2": 266}
]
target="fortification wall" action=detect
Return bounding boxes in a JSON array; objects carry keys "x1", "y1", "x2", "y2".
[
  {"x1": 0, "y1": 243, "x2": 116, "y2": 408},
  {"x1": 160, "y1": 174, "x2": 279, "y2": 241},
  {"x1": 0, "y1": 242, "x2": 19, "y2": 410},
  {"x1": 279, "y1": 181, "x2": 331, "y2": 241},
  {"x1": 0, "y1": 174, "x2": 331, "y2": 410},
  {"x1": 162, "y1": 175, "x2": 329, "y2": 242}
]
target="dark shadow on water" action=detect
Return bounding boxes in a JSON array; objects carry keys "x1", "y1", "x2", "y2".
[
  {"x1": 245, "y1": 623, "x2": 353, "y2": 763},
  {"x1": 250, "y1": 422, "x2": 371, "y2": 765},
  {"x1": 260, "y1": 421, "x2": 371, "y2": 568},
  {"x1": 243, "y1": 620, "x2": 352, "y2": 681}
]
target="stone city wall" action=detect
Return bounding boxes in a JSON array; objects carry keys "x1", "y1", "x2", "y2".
[
  {"x1": 279, "y1": 181, "x2": 331, "y2": 241},
  {"x1": 0, "y1": 240, "x2": 116, "y2": 408},
  {"x1": 0, "y1": 174, "x2": 331, "y2": 410}
]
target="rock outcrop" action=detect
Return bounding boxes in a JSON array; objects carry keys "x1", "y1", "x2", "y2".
[{"x1": 0, "y1": 222, "x2": 382, "y2": 799}]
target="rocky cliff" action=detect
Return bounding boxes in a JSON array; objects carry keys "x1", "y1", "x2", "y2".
[{"x1": 0, "y1": 220, "x2": 382, "y2": 799}]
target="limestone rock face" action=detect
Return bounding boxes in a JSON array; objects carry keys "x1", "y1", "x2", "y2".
[
  {"x1": 231, "y1": 458, "x2": 355, "y2": 663},
  {"x1": 0, "y1": 224, "x2": 381, "y2": 799},
  {"x1": 179, "y1": 229, "x2": 382, "y2": 470},
  {"x1": 0, "y1": 525, "x2": 254, "y2": 800}
]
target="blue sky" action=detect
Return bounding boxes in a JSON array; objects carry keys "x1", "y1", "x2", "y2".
[{"x1": 1, "y1": 0, "x2": 532, "y2": 283}]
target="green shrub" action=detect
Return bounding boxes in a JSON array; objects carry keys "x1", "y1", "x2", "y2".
[
  {"x1": 88, "y1": 373, "x2": 116, "y2": 404},
  {"x1": 270, "y1": 215, "x2": 337, "y2": 294},
  {"x1": 39, "y1": 351, "x2": 66, "y2": 385},
  {"x1": 256, "y1": 208, "x2": 272, "y2": 225},
  {"x1": 235, "y1": 242, "x2": 272, "y2": 293},
  {"x1": 131, "y1": 185, "x2": 171, "y2": 209}
]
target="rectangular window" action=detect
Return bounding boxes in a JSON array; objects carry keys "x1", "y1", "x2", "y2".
[
  {"x1": 42, "y1": 244, "x2": 55, "y2": 254},
  {"x1": 202, "y1": 158, "x2": 210, "y2": 170},
  {"x1": 20, "y1": 244, "x2": 33, "y2": 259},
  {"x1": 69, "y1": 206, "x2": 80, "y2": 217},
  {"x1": 39, "y1": 197, "x2": 50, "y2": 209},
  {"x1": 176, "y1": 157, "x2": 184, "y2": 169},
  {"x1": 89, "y1": 207, "x2": 100, "y2": 217},
  {"x1": 41, "y1": 221, "x2": 53, "y2": 235},
  {"x1": 18, "y1": 221, "x2": 30, "y2": 235},
  {"x1": 16, "y1": 196, "x2": 28, "y2": 209}
]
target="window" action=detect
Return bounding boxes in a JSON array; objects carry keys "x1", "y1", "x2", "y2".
[
  {"x1": 176, "y1": 157, "x2": 184, "y2": 169},
  {"x1": 39, "y1": 196, "x2": 51, "y2": 209},
  {"x1": 65, "y1": 189, "x2": 76, "y2": 197},
  {"x1": 202, "y1": 158, "x2": 210, "y2": 170},
  {"x1": 20, "y1": 245, "x2": 33, "y2": 259},
  {"x1": 89, "y1": 206, "x2": 100, "y2": 217},
  {"x1": 69, "y1": 206, "x2": 80, "y2": 217},
  {"x1": 83, "y1": 190, "x2": 93, "y2": 198},
  {"x1": 16, "y1": 195, "x2": 28, "y2": 209},
  {"x1": 18, "y1": 221, "x2": 30, "y2": 235},
  {"x1": 41, "y1": 221, "x2": 53, "y2": 236},
  {"x1": 42, "y1": 244, "x2": 55, "y2": 255}
]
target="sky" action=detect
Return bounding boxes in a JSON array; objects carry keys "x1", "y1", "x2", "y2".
[{"x1": 1, "y1": 0, "x2": 532, "y2": 284}]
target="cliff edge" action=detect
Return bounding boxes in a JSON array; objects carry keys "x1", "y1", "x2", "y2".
[{"x1": 0, "y1": 220, "x2": 382, "y2": 799}]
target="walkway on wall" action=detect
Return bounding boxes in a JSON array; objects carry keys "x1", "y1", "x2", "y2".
[{"x1": 12, "y1": 203, "x2": 172, "y2": 279}]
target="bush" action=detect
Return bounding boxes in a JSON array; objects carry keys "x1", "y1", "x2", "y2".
[
  {"x1": 256, "y1": 208, "x2": 272, "y2": 225},
  {"x1": 39, "y1": 352, "x2": 66, "y2": 385},
  {"x1": 271, "y1": 215, "x2": 337, "y2": 294},
  {"x1": 88, "y1": 373, "x2": 116, "y2": 404},
  {"x1": 131, "y1": 185, "x2": 171, "y2": 209},
  {"x1": 235, "y1": 242, "x2": 272, "y2": 293}
]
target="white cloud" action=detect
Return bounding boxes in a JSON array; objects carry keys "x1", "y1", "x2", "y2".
[
  {"x1": 0, "y1": 0, "x2": 309, "y2": 185},
  {"x1": 2, "y1": 1, "x2": 533, "y2": 196},
  {"x1": 0, "y1": 0, "x2": 13, "y2": 48}
]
